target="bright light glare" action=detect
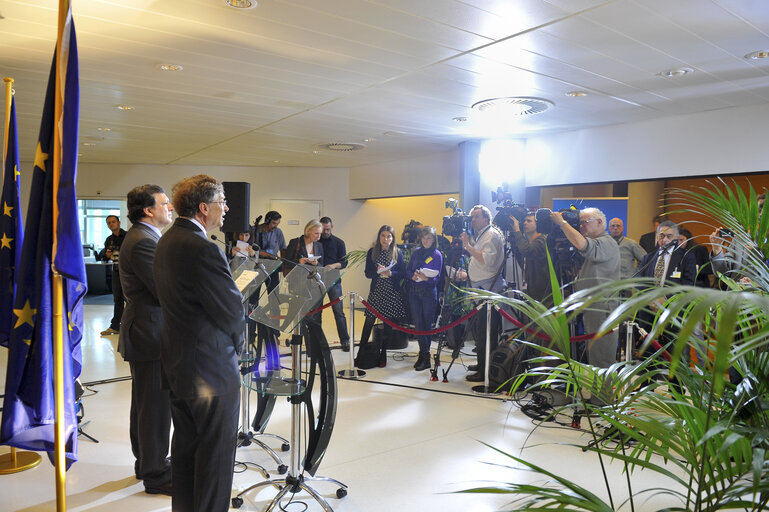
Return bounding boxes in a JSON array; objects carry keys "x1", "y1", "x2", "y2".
[{"x1": 479, "y1": 139, "x2": 525, "y2": 187}]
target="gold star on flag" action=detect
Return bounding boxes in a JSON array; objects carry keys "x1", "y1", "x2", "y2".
[
  {"x1": 0, "y1": 233, "x2": 13, "y2": 249},
  {"x1": 34, "y1": 142, "x2": 49, "y2": 171},
  {"x1": 14, "y1": 164, "x2": 20, "y2": 181},
  {"x1": 13, "y1": 300, "x2": 37, "y2": 329},
  {"x1": 3, "y1": 201, "x2": 13, "y2": 217}
]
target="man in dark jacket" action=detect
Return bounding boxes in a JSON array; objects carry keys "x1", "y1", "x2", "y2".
[
  {"x1": 154, "y1": 175, "x2": 245, "y2": 512},
  {"x1": 118, "y1": 184, "x2": 174, "y2": 494},
  {"x1": 97, "y1": 214, "x2": 126, "y2": 335}
]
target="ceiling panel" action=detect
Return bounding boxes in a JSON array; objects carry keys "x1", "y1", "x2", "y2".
[{"x1": 1, "y1": 0, "x2": 768, "y2": 168}]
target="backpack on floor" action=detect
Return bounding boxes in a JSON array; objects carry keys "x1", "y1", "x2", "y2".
[{"x1": 488, "y1": 340, "x2": 529, "y2": 391}]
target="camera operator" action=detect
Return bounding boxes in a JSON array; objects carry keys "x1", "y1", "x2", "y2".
[
  {"x1": 456, "y1": 205, "x2": 506, "y2": 382},
  {"x1": 510, "y1": 213, "x2": 552, "y2": 306},
  {"x1": 549, "y1": 207, "x2": 620, "y2": 369}
]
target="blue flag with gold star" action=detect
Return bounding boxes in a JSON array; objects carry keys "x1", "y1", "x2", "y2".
[
  {"x1": 1, "y1": 97, "x2": 24, "y2": 347},
  {"x1": 1, "y1": 10, "x2": 86, "y2": 468}
]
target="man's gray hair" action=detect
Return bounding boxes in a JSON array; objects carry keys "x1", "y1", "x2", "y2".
[
  {"x1": 471, "y1": 204, "x2": 492, "y2": 222},
  {"x1": 657, "y1": 219, "x2": 679, "y2": 235},
  {"x1": 581, "y1": 207, "x2": 606, "y2": 229}
]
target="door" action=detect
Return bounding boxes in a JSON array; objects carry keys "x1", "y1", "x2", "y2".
[{"x1": 270, "y1": 199, "x2": 323, "y2": 242}]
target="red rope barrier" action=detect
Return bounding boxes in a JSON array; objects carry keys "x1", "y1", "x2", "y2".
[
  {"x1": 360, "y1": 299, "x2": 480, "y2": 336},
  {"x1": 494, "y1": 304, "x2": 616, "y2": 343},
  {"x1": 307, "y1": 296, "x2": 344, "y2": 316}
]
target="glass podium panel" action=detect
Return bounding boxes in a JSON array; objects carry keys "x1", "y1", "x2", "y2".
[
  {"x1": 249, "y1": 265, "x2": 342, "y2": 334},
  {"x1": 231, "y1": 258, "x2": 282, "y2": 304}
]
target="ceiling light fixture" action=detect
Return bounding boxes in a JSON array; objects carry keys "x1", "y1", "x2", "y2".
[
  {"x1": 97, "y1": 127, "x2": 111, "y2": 131},
  {"x1": 566, "y1": 91, "x2": 588, "y2": 97},
  {"x1": 656, "y1": 67, "x2": 694, "y2": 78},
  {"x1": 471, "y1": 97, "x2": 554, "y2": 117},
  {"x1": 745, "y1": 50, "x2": 769, "y2": 60},
  {"x1": 225, "y1": 0, "x2": 257, "y2": 9},
  {"x1": 452, "y1": 116, "x2": 468, "y2": 122},
  {"x1": 313, "y1": 142, "x2": 366, "y2": 152},
  {"x1": 116, "y1": 104, "x2": 134, "y2": 111},
  {"x1": 158, "y1": 64, "x2": 184, "y2": 71}
]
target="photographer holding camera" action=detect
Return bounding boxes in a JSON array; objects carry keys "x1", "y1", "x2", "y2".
[
  {"x1": 510, "y1": 213, "x2": 552, "y2": 306},
  {"x1": 549, "y1": 207, "x2": 620, "y2": 369},
  {"x1": 456, "y1": 205, "x2": 506, "y2": 382}
]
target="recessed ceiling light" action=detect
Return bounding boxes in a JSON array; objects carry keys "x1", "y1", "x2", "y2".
[
  {"x1": 362, "y1": 138, "x2": 375, "y2": 143},
  {"x1": 452, "y1": 116, "x2": 469, "y2": 122},
  {"x1": 116, "y1": 104, "x2": 134, "y2": 111},
  {"x1": 312, "y1": 150, "x2": 320, "y2": 155},
  {"x1": 83, "y1": 142, "x2": 96, "y2": 146},
  {"x1": 566, "y1": 91, "x2": 588, "y2": 97},
  {"x1": 383, "y1": 131, "x2": 405, "y2": 137},
  {"x1": 158, "y1": 64, "x2": 184, "y2": 71},
  {"x1": 225, "y1": 0, "x2": 257, "y2": 9},
  {"x1": 745, "y1": 50, "x2": 769, "y2": 60},
  {"x1": 97, "y1": 127, "x2": 111, "y2": 131},
  {"x1": 471, "y1": 97, "x2": 554, "y2": 116},
  {"x1": 273, "y1": 160, "x2": 279, "y2": 163},
  {"x1": 656, "y1": 67, "x2": 694, "y2": 78}
]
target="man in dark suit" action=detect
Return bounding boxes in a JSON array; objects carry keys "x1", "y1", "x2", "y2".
[
  {"x1": 639, "y1": 214, "x2": 664, "y2": 254},
  {"x1": 97, "y1": 214, "x2": 127, "y2": 335},
  {"x1": 153, "y1": 175, "x2": 245, "y2": 512},
  {"x1": 118, "y1": 184, "x2": 174, "y2": 494},
  {"x1": 637, "y1": 220, "x2": 697, "y2": 345}
]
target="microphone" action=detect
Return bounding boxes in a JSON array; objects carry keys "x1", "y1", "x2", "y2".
[{"x1": 211, "y1": 234, "x2": 231, "y2": 253}]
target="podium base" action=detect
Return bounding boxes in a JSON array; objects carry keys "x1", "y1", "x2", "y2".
[
  {"x1": 0, "y1": 450, "x2": 42, "y2": 474},
  {"x1": 337, "y1": 369, "x2": 366, "y2": 379}
]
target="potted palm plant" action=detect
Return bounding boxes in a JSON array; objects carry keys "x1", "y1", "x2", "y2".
[{"x1": 460, "y1": 180, "x2": 769, "y2": 511}]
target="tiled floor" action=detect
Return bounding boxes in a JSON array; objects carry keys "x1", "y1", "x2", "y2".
[{"x1": 1, "y1": 301, "x2": 678, "y2": 511}]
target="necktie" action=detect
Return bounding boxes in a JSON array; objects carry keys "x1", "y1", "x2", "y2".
[{"x1": 653, "y1": 250, "x2": 666, "y2": 286}]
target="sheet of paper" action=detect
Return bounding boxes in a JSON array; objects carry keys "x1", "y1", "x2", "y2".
[
  {"x1": 419, "y1": 267, "x2": 439, "y2": 278},
  {"x1": 234, "y1": 269, "x2": 259, "y2": 293},
  {"x1": 377, "y1": 260, "x2": 396, "y2": 274},
  {"x1": 234, "y1": 240, "x2": 250, "y2": 257}
]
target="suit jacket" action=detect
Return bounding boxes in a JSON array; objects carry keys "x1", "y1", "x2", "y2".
[
  {"x1": 364, "y1": 247, "x2": 406, "y2": 295},
  {"x1": 638, "y1": 245, "x2": 697, "y2": 286},
  {"x1": 153, "y1": 218, "x2": 245, "y2": 399},
  {"x1": 118, "y1": 223, "x2": 162, "y2": 362},
  {"x1": 639, "y1": 231, "x2": 657, "y2": 254}
]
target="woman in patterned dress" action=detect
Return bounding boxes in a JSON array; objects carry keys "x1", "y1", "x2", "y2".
[{"x1": 355, "y1": 225, "x2": 406, "y2": 368}]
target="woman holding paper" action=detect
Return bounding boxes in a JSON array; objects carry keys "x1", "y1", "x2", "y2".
[
  {"x1": 285, "y1": 219, "x2": 324, "y2": 272},
  {"x1": 356, "y1": 225, "x2": 407, "y2": 368},
  {"x1": 406, "y1": 226, "x2": 443, "y2": 371}
]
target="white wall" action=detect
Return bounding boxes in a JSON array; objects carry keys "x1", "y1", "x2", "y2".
[
  {"x1": 349, "y1": 149, "x2": 460, "y2": 199},
  {"x1": 524, "y1": 103, "x2": 769, "y2": 187}
]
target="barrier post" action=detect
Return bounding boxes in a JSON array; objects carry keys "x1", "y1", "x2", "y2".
[{"x1": 338, "y1": 292, "x2": 366, "y2": 379}]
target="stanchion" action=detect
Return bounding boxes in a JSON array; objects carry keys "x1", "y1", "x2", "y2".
[
  {"x1": 0, "y1": 447, "x2": 42, "y2": 474},
  {"x1": 624, "y1": 320, "x2": 636, "y2": 363},
  {"x1": 472, "y1": 299, "x2": 497, "y2": 395},
  {"x1": 338, "y1": 292, "x2": 365, "y2": 379}
]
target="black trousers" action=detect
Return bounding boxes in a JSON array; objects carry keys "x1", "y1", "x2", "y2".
[
  {"x1": 170, "y1": 391, "x2": 239, "y2": 512},
  {"x1": 110, "y1": 268, "x2": 125, "y2": 330},
  {"x1": 129, "y1": 359, "x2": 172, "y2": 486}
]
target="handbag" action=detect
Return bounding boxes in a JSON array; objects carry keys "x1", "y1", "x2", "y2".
[{"x1": 355, "y1": 337, "x2": 382, "y2": 369}]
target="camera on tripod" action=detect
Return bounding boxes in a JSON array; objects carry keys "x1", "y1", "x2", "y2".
[
  {"x1": 490, "y1": 187, "x2": 528, "y2": 232},
  {"x1": 535, "y1": 207, "x2": 580, "y2": 243},
  {"x1": 401, "y1": 219, "x2": 424, "y2": 244},
  {"x1": 442, "y1": 198, "x2": 471, "y2": 237}
]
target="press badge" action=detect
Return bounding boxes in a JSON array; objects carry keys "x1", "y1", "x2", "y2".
[
  {"x1": 670, "y1": 269, "x2": 681, "y2": 279},
  {"x1": 425, "y1": 257, "x2": 433, "y2": 264}
]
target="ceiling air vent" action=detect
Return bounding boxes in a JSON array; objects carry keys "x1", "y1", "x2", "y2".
[
  {"x1": 471, "y1": 97, "x2": 553, "y2": 116},
  {"x1": 313, "y1": 142, "x2": 366, "y2": 152}
]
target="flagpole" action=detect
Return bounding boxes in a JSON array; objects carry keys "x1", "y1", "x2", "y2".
[
  {"x1": 0, "y1": 79, "x2": 44, "y2": 476},
  {"x1": 52, "y1": 1, "x2": 69, "y2": 510}
]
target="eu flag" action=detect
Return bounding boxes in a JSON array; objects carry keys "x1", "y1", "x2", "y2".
[
  {"x1": 0, "y1": 96, "x2": 24, "y2": 346},
  {"x1": 0, "y1": 11, "x2": 86, "y2": 468}
]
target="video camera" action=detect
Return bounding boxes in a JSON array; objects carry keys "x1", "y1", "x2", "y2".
[
  {"x1": 534, "y1": 207, "x2": 580, "y2": 241},
  {"x1": 442, "y1": 198, "x2": 471, "y2": 238},
  {"x1": 491, "y1": 187, "x2": 528, "y2": 232},
  {"x1": 402, "y1": 219, "x2": 423, "y2": 244}
]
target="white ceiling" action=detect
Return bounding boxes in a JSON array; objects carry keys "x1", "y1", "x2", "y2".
[{"x1": 2, "y1": 0, "x2": 769, "y2": 168}]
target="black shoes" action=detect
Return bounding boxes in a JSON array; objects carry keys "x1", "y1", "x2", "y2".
[
  {"x1": 467, "y1": 364, "x2": 479, "y2": 372},
  {"x1": 414, "y1": 353, "x2": 431, "y2": 371},
  {"x1": 145, "y1": 482, "x2": 172, "y2": 496},
  {"x1": 340, "y1": 340, "x2": 350, "y2": 352},
  {"x1": 465, "y1": 372, "x2": 484, "y2": 382}
]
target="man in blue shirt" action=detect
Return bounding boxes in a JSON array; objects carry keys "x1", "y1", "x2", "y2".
[
  {"x1": 253, "y1": 211, "x2": 286, "y2": 295},
  {"x1": 319, "y1": 217, "x2": 351, "y2": 351}
]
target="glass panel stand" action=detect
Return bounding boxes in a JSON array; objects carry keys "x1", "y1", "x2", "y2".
[
  {"x1": 232, "y1": 264, "x2": 348, "y2": 510},
  {"x1": 337, "y1": 292, "x2": 365, "y2": 379}
]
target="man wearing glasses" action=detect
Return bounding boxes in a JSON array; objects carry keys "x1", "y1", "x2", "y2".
[
  {"x1": 153, "y1": 175, "x2": 245, "y2": 512},
  {"x1": 549, "y1": 207, "x2": 621, "y2": 370}
]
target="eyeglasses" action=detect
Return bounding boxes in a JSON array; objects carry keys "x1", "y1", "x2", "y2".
[
  {"x1": 658, "y1": 232, "x2": 676, "y2": 239},
  {"x1": 208, "y1": 200, "x2": 227, "y2": 207},
  {"x1": 579, "y1": 219, "x2": 597, "y2": 226}
]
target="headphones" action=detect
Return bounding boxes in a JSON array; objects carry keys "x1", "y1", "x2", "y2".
[{"x1": 264, "y1": 211, "x2": 280, "y2": 223}]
